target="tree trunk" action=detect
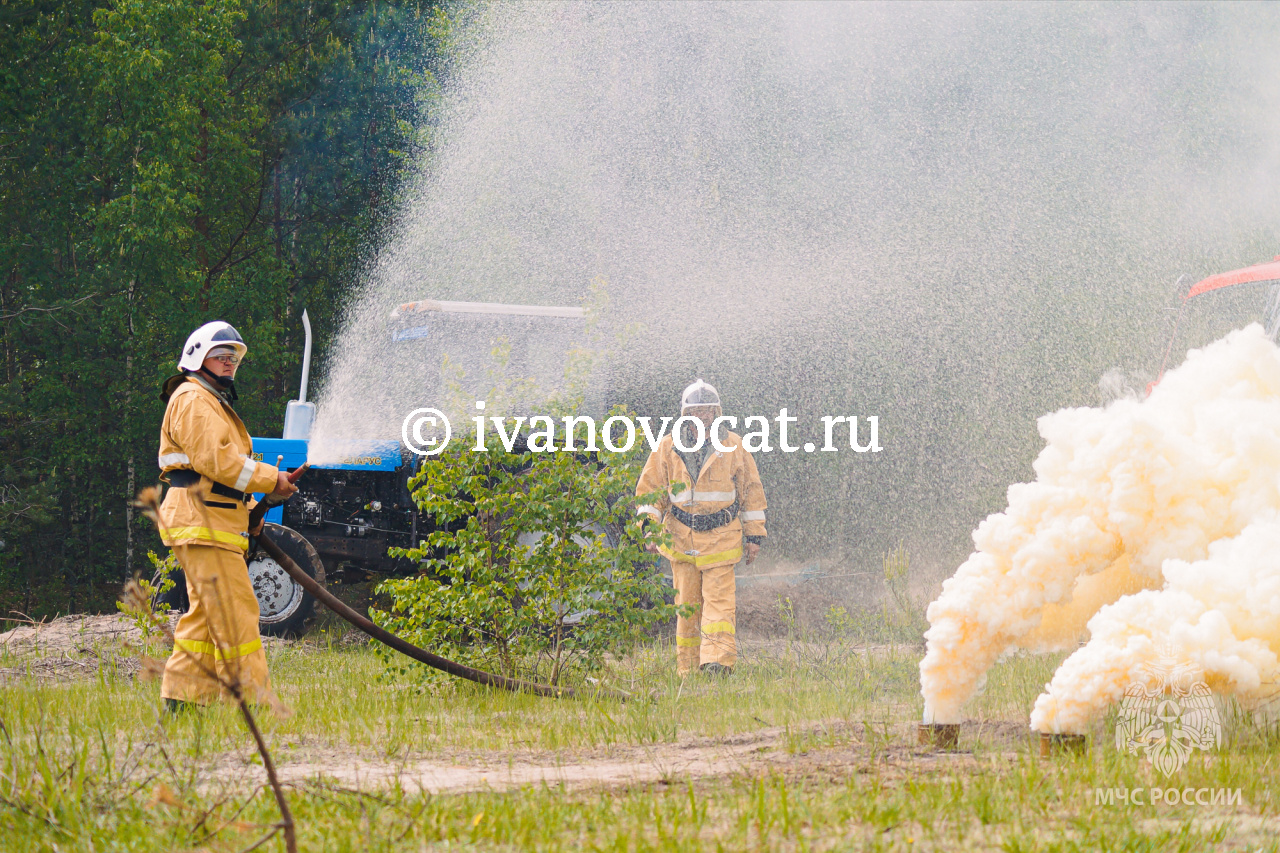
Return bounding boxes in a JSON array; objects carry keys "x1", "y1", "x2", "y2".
[{"x1": 125, "y1": 277, "x2": 135, "y2": 577}]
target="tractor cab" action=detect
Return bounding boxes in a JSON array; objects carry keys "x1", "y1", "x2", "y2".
[{"x1": 386, "y1": 298, "x2": 599, "y2": 414}]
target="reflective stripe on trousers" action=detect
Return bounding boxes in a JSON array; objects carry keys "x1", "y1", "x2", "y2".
[
  {"x1": 173, "y1": 637, "x2": 264, "y2": 661},
  {"x1": 670, "y1": 559, "x2": 737, "y2": 674},
  {"x1": 161, "y1": 544, "x2": 272, "y2": 704}
]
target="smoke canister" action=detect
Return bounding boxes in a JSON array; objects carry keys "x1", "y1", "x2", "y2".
[
  {"x1": 917, "y1": 723, "x2": 960, "y2": 748},
  {"x1": 1039, "y1": 732, "x2": 1087, "y2": 758}
]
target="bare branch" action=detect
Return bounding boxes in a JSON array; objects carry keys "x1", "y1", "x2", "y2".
[
  {"x1": 0, "y1": 293, "x2": 99, "y2": 322},
  {"x1": 237, "y1": 825, "x2": 282, "y2": 853}
]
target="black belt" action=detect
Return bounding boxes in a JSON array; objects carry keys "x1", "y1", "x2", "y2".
[
  {"x1": 166, "y1": 469, "x2": 249, "y2": 502},
  {"x1": 670, "y1": 499, "x2": 739, "y2": 532}
]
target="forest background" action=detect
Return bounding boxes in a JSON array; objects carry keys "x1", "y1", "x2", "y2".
[
  {"x1": 2, "y1": 1, "x2": 1275, "y2": 619},
  {"x1": 0, "y1": 1, "x2": 449, "y2": 615}
]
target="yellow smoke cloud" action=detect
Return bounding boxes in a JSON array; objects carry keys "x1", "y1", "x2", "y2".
[{"x1": 920, "y1": 324, "x2": 1280, "y2": 730}]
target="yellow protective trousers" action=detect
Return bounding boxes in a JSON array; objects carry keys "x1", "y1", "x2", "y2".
[
  {"x1": 160, "y1": 544, "x2": 271, "y2": 705},
  {"x1": 671, "y1": 558, "x2": 737, "y2": 675}
]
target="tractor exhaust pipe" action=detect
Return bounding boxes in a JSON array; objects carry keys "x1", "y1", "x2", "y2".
[
  {"x1": 282, "y1": 310, "x2": 315, "y2": 441},
  {"x1": 298, "y1": 309, "x2": 312, "y2": 403}
]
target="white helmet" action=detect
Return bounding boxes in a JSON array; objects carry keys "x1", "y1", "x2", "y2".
[
  {"x1": 178, "y1": 321, "x2": 247, "y2": 372},
  {"x1": 680, "y1": 378, "x2": 721, "y2": 413}
]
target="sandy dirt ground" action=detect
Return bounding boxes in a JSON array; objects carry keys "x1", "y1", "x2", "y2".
[
  {"x1": 205, "y1": 720, "x2": 1029, "y2": 795},
  {"x1": 1, "y1": 612, "x2": 167, "y2": 652},
  {"x1": 2, "y1": 613, "x2": 955, "y2": 796},
  {"x1": 7, "y1": 614, "x2": 1278, "y2": 852},
  {"x1": 0, "y1": 613, "x2": 167, "y2": 682}
]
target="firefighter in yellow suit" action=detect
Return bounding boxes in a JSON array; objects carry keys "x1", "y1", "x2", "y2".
[
  {"x1": 156, "y1": 321, "x2": 297, "y2": 710},
  {"x1": 635, "y1": 380, "x2": 767, "y2": 676}
]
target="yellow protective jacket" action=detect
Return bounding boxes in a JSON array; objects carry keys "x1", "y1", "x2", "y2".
[
  {"x1": 157, "y1": 377, "x2": 280, "y2": 552},
  {"x1": 635, "y1": 430, "x2": 767, "y2": 568}
]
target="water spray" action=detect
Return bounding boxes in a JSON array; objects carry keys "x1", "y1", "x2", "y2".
[{"x1": 309, "y1": 2, "x2": 1280, "y2": 581}]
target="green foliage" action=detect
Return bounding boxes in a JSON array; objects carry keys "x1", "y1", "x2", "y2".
[
  {"x1": 0, "y1": 1, "x2": 447, "y2": 615},
  {"x1": 374, "y1": 294, "x2": 677, "y2": 686},
  {"x1": 0, "y1": 643, "x2": 1273, "y2": 849},
  {"x1": 116, "y1": 549, "x2": 175, "y2": 640},
  {"x1": 116, "y1": 574, "x2": 169, "y2": 637},
  {"x1": 373, "y1": 423, "x2": 675, "y2": 686}
]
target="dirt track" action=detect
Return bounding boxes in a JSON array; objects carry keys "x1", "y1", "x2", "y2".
[
  {"x1": 2, "y1": 612, "x2": 962, "y2": 797},
  {"x1": 0, "y1": 613, "x2": 169, "y2": 682},
  {"x1": 207, "y1": 720, "x2": 1023, "y2": 795}
]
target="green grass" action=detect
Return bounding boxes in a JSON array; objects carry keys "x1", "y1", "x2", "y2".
[{"x1": 2, "y1": 633, "x2": 1278, "y2": 851}]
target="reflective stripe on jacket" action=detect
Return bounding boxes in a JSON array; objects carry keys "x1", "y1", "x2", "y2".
[
  {"x1": 635, "y1": 430, "x2": 766, "y2": 568},
  {"x1": 157, "y1": 377, "x2": 280, "y2": 552}
]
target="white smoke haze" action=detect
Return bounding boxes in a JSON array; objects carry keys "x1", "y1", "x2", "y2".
[
  {"x1": 306, "y1": 3, "x2": 1280, "y2": 725},
  {"x1": 311, "y1": 2, "x2": 1280, "y2": 561},
  {"x1": 921, "y1": 324, "x2": 1280, "y2": 730}
]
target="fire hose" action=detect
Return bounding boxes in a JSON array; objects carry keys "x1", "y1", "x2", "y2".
[{"x1": 247, "y1": 464, "x2": 630, "y2": 703}]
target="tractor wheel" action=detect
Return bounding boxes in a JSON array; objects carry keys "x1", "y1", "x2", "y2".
[{"x1": 249, "y1": 523, "x2": 325, "y2": 638}]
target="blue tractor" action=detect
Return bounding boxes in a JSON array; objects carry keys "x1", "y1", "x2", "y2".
[{"x1": 239, "y1": 299, "x2": 593, "y2": 636}]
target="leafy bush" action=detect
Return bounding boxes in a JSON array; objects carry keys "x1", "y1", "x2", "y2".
[
  {"x1": 117, "y1": 550, "x2": 177, "y2": 640},
  {"x1": 372, "y1": 418, "x2": 675, "y2": 686}
]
